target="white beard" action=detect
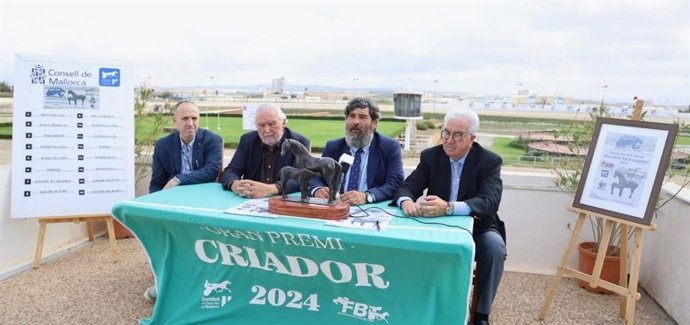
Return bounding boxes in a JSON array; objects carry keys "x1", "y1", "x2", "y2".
[{"x1": 345, "y1": 126, "x2": 374, "y2": 149}]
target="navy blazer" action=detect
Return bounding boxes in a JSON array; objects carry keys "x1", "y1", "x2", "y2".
[
  {"x1": 149, "y1": 128, "x2": 223, "y2": 193},
  {"x1": 312, "y1": 132, "x2": 404, "y2": 202},
  {"x1": 221, "y1": 127, "x2": 310, "y2": 194},
  {"x1": 393, "y1": 142, "x2": 506, "y2": 239}
]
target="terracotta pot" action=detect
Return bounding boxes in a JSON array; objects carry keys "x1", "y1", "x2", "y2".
[
  {"x1": 113, "y1": 219, "x2": 134, "y2": 239},
  {"x1": 576, "y1": 242, "x2": 620, "y2": 294}
]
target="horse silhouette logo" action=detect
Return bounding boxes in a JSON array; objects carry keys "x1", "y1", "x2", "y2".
[
  {"x1": 368, "y1": 309, "x2": 390, "y2": 323},
  {"x1": 98, "y1": 68, "x2": 120, "y2": 87},
  {"x1": 101, "y1": 70, "x2": 118, "y2": 79},
  {"x1": 333, "y1": 296, "x2": 350, "y2": 306},
  {"x1": 67, "y1": 90, "x2": 86, "y2": 105},
  {"x1": 203, "y1": 280, "x2": 232, "y2": 297},
  {"x1": 611, "y1": 168, "x2": 640, "y2": 198}
]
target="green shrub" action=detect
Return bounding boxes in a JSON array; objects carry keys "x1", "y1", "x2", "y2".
[
  {"x1": 509, "y1": 136, "x2": 530, "y2": 151},
  {"x1": 415, "y1": 121, "x2": 428, "y2": 130}
]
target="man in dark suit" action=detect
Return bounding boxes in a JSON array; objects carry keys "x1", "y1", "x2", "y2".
[
  {"x1": 146, "y1": 101, "x2": 223, "y2": 301},
  {"x1": 221, "y1": 104, "x2": 310, "y2": 198},
  {"x1": 149, "y1": 101, "x2": 223, "y2": 193},
  {"x1": 392, "y1": 107, "x2": 506, "y2": 325},
  {"x1": 312, "y1": 97, "x2": 404, "y2": 204}
]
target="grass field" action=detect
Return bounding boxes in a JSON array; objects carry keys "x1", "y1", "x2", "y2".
[{"x1": 490, "y1": 137, "x2": 529, "y2": 157}]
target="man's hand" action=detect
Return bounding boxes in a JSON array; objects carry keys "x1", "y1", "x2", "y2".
[
  {"x1": 232, "y1": 180, "x2": 278, "y2": 198},
  {"x1": 401, "y1": 199, "x2": 421, "y2": 216},
  {"x1": 417, "y1": 195, "x2": 448, "y2": 217},
  {"x1": 314, "y1": 187, "x2": 330, "y2": 199},
  {"x1": 163, "y1": 177, "x2": 180, "y2": 190},
  {"x1": 341, "y1": 190, "x2": 366, "y2": 205}
]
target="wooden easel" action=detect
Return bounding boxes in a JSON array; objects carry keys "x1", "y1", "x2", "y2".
[
  {"x1": 539, "y1": 206, "x2": 655, "y2": 324},
  {"x1": 33, "y1": 214, "x2": 120, "y2": 268},
  {"x1": 540, "y1": 99, "x2": 654, "y2": 324}
]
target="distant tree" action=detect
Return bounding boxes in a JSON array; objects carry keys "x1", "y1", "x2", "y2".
[
  {"x1": 374, "y1": 98, "x2": 392, "y2": 105},
  {"x1": 0, "y1": 81, "x2": 12, "y2": 93},
  {"x1": 156, "y1": 91, "x2": 172, "y2": 100}
]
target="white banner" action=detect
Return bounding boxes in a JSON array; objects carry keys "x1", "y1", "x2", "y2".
[
  {"x1": 241, "y1": 104, "x2": 258, "y2": 131},
  {"x1": 11, "y1": 53, "x2": 134, "y2": 218}
]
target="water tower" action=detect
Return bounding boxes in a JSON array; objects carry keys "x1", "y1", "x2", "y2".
[{"x1": 393, "y1": 91, "x2": 423, "y2": 151}]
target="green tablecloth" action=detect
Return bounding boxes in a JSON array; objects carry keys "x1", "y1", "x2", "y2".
[{"x1": 112, "y1": 183, "x2": 475, "y2": 325}]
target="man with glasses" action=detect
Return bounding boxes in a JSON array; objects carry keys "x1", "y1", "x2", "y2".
[
  {"x1": 221, "y1": 103, "x2": 309, "y2": 198},
  {"x1": 149, "y1": 101, "x2": 223, "y2": 193},
  {"x1": 146, "y1": 101, "x2": 223, "y2": 301},
  {"x1": 311, "y1": 97, "x2": 404, "y2": 204},
  {"x1": 392, "y1": 107, "x2": 506, "y2": 325}
]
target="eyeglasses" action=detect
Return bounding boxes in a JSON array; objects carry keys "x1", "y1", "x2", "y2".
[{"x1": 440, "y1": 129, "x2": 467, "y2": 142}]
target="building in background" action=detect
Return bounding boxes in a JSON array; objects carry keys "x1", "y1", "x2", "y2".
[{"x1": 272, "y1": 77, "x2": 286, "y2": 95}]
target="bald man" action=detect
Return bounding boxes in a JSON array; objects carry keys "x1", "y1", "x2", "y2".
[{"x1": 149, "y1": 101, "x2": 223, "y2": 193}]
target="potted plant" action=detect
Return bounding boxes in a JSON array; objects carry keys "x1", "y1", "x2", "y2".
[
  {"x1": 113, "y1": 84, "x2": 171, "y2": 239},
  {"x1": 550, "y1": 102, "x2": 690, "y2": 293}
]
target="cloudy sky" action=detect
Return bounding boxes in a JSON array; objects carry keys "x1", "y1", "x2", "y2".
[{"x1": 1, "y1": 0, "x2": 688, "y2": 104}]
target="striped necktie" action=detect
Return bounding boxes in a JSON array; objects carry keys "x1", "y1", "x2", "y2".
[{"x1": 347, "y1": 149, "x2": 364, "y2": 191}]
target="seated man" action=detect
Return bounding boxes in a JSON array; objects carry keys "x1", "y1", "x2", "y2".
[
  {"x1": 221, "y1": 103, "x2": 310, "y2": 198},
  {"x1": 149, "y1": 101, "x2": 223, "y2": 193},
  {"x1": 392, "y1": 107, "x2": 506, "y2": 325},
  {"x1": 145, "y1": 101, "x2": 223, "y2": 301},
  {"x1": 312, "y1": 97, "x2": 404, "y2": 204}
]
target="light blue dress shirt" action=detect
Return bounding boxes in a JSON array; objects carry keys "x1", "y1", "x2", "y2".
[{"x1": 180, "y1": 137, "x2": 196, "y2": 175}]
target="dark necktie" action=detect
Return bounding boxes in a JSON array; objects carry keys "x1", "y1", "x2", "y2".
[{"x1": 347, "y1": 149, "x2": 364, "y2": 191}]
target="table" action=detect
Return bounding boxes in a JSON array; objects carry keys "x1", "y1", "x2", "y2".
[{"x1": 112, "y1": 183, "x2": 475, "y2": 325}]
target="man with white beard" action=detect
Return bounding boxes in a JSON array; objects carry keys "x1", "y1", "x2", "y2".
[{"x1": 311, "y1": 98, "x2": 404, "y2": 204}]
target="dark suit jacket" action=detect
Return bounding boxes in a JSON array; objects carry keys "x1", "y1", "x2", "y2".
[
  {"x1": 149, "y1": 128, "x2": 223, "y2": 193},
  {"x1": 221, "y1": 127, "x2": 310, "y2": 194},
  {"x1": 393, "y1": 142, "x2": 505, "y2": 239},
  {"x1": 313, "y1": 132, "x2": 404, "y2": 202}
]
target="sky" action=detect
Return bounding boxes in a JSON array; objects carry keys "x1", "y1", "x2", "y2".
[{"x1": 1, "y1": 0, "x2": 689, "y2": 105}]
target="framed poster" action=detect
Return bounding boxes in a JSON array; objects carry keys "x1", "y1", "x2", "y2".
[{"x1": 573, "y1": 118, "x2": 678, "y2": 226}]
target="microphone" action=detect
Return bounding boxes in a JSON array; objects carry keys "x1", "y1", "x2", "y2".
[
  {"x1": 339, "y1": 153, "x2": 353, "y2": 174},
  {"x1": 338, "y1": 153, "x2": 354, "y2": 193}
]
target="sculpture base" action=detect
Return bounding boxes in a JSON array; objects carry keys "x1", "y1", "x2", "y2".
[{"x1": 268, "y1": 197, "x2": 350, "y2": 220}]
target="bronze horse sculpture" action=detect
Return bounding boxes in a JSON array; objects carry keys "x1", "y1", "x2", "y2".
[
  {"x1": 280, "y1": 139, "x2": 342, "y2": 203},
  {"x1": 279, "y1": 166, "x2": 318, "y2": 201}
]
